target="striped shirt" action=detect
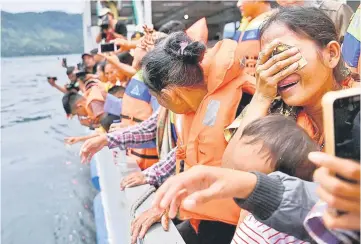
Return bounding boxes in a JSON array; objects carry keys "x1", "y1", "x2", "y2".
[
  {"x1": 106, "y1": 111, "x2": 176, "y2": 186},
  {"x1": 231, "y1": 215, "x2": 309, "y2": 244}
]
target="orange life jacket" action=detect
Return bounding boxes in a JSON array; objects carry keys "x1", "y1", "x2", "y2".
[
  {"x1": 120, "y1": 71, "x2": 159, "y2": 170},
  {"x1": 186, "y1": 17, "x2": 208, "y2": 45},
  {"x1": 84, "y1": 81, "x2": 107, "y2": 121},
  {"x1": 237, "y1": 11, "x2": 273, "y2": 77},
  {"x1": 175, "y1": 39, "x2": 255, "y2": 226}
]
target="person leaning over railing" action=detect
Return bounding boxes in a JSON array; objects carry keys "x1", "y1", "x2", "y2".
[{"x1": 64, "y1": 85, "x2": 125, "y2": 145}]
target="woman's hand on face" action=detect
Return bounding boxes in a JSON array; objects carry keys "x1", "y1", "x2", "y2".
[
  {"x1": 79, "y1": 134, "x2": 108, "y2": 164},
  {"x1": 255, "y1": 40, "x2": 302, "y2": 101},
  {"x1": 309, "y1": 152, "x2": 360, "y2": 230},
  {"x1": 152, "y1": 165, "x2": 257, "y2": 219},
  {"x1": 120, "y1": 172, "x2": 147, "y2": 190},
  {"x1": 131, "y1": 207, "x2": 169, "y2": 244}
]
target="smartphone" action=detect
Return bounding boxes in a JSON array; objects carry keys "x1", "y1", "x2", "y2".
[
  {"x1": 322, "y1": 88, "x2": 360, "y2": 215},
  {"x1": 322, "y1": 88, "x2": 360, "y2": 162},
  {"x1": 99, "y1": 43, "x2": 116, "y2": 53},
  {"x1": 76, "y1": 71, "x2": 87, "y2": 79}
]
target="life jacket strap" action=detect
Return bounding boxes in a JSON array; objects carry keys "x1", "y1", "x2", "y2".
[
  {"x1": 120, "y1": 114, "x2": 143, "y2": 123},
  {"x1": 130, "y1": 150, "x2": 159, "y2": 160}
]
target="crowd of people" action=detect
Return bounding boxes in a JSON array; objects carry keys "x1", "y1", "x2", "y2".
[{"x1": 47, "y1": 0, "x2": 360, "y2": 243}]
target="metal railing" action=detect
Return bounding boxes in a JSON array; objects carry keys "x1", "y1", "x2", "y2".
[{"x1": 93, "y1": 147, "x2": 185, "y2": 244}]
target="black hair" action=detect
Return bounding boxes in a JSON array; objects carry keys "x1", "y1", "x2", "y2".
[
  {"x1": 260, "y1": 7, "x2": 349, "y2": 83},
  {"x1": 90, "y1": 48, "x2": 98, "y2": 55},
  {"x1": 158, "y1": 20, "x2": 186, "y2": 34},
  {"x1": 62, "y1": 92, "x2": 83, "y2": 115},
  {"x1": 241, "y1": 115, "x2": 318, "y2": 181},
  {"x1": 117, "y1": 52, "x2": 134, "y2": 66},
  {"x1": 108, "y1": 85, "x2": 125, "y2": 97},
  {"x1": 66, "y1": 66, "x2": 75, "y2": 75},
  {"x1": 100, "y1": 113, "x2": 121, "y2": 132},
  {"x1": 115, "y1": 21, "x2": 128, "y2": 37},
  {"x1": 141, "y1": 31, "x2": 206, "y2": 93}
]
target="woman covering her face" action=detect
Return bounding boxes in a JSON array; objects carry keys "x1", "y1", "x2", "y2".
[{"x1": 224, "y1": 6, "x2": 359, "y2": 164}]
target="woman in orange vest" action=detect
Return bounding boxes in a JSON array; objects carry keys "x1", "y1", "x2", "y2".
[
  {"x1": 106, "y1": 20, "x2": 208, "y2": 171},
  {"x1": 224, "y1": 6, "x2": 358, "y2": 157},
  {"x1": 128, "y1": 30, "x2": 255, "y2": 244}
]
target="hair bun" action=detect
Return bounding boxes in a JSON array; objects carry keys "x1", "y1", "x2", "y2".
[
  {"x1": 181, "y1": 41, "x2": 206, "y2": 64},
  {"x1": 163, "y1": 32, "x2": 206, "y2": 64}
]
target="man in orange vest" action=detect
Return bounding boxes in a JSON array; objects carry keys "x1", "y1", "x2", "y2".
[
  {"x1": 233, "y1": 0, "x2": 272, "y2": 42},
  {"x1": 62, "y1": 79, "x2": 108, "y2": 128},
  {"x1": 236, "y1": 0, "x2": 273, "y2": 78}
]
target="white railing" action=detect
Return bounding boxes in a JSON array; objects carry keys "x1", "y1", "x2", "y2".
[{"x1": 94, "y1": 147, "x2": 185, "y2": 244}]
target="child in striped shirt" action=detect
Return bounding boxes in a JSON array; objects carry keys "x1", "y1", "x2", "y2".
[{"x1": 222, "y1": 115, "x2": 319, "y2": 244}]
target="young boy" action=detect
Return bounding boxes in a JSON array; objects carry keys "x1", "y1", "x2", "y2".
[
  {"x1": 224, "y1": 115, "x2": 318, "y2": 243},
  {"x1": 64, "y1": 86, "x2": 125, "y2": 145}
]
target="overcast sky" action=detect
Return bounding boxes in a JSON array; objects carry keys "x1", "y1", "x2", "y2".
[{"x1": 1, "y1": 1, "x2": 84, "y2": 14}]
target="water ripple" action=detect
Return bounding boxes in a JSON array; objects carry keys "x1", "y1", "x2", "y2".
[{"x1": 10, "y1": 115, "x2": 52, "y2": 124}]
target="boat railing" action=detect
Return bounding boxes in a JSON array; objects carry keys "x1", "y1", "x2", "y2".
[{"x1": 93, "y1": 147, "x2": 185, "y2": 244}]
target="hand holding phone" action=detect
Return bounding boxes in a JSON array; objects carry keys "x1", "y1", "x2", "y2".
[
  {"x1": 322, "y1": 88, "x2": 360, "y2": 161},
  {"x1": 322, "y1": 88, "x2": 360, "y2": 215},
  {"x1": 99, "y1": 43, "x2": 117, "y2": 53}
]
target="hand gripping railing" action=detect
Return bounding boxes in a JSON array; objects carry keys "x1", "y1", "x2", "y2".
[{"x1": 94, "y1": 147, "x2": 185, "y2": 244}]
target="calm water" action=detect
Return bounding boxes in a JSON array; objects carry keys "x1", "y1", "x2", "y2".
[{"x1": 1, "y1": 54, "x2": 97, "y2": 244}]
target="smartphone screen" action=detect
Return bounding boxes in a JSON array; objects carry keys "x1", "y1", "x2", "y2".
[
  {"x1": 333, "y1": 94, "x2": 360, "y2": 161},
  {"x1": 100, "y1": 43, "x2": 116, "y2": 53}
]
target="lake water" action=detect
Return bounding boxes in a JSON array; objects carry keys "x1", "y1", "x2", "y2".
[{"x1": 1, "y1": 54, "x2": 97, "y2": 244}]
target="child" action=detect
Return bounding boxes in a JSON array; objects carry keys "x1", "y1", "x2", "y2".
[{"x1": 223, "y1": 115, "x2": 318, "y2": 243}]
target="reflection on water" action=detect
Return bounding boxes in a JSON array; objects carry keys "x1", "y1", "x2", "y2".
[{"x1": 1, "y1": 54, "x2": 97, "y2": 244}]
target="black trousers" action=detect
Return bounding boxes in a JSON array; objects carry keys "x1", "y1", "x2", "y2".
[{"x1": 176, "y1": 220, "x2": 236, "y2": 244}]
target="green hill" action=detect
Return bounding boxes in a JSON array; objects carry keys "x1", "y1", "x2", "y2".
[{"x1": 1, "y1": 11, "x2": 84, "y2": 57}]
